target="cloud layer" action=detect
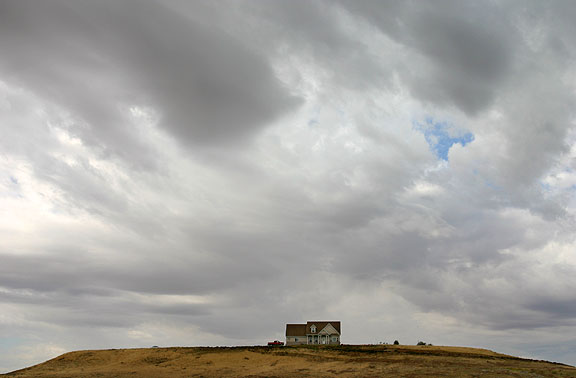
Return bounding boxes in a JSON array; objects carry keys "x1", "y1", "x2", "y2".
[{"x1": 1, "y1": 0, "x2": 576, "y2": 371}]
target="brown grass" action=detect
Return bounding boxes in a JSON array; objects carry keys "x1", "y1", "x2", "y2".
[{"x1": 2, "y1": 344, "x2": 575, "y2": 377}]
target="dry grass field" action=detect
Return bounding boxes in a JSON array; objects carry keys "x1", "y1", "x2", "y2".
[{"x1": 3, "y1": 344, "x2": 575, "y2": 378}]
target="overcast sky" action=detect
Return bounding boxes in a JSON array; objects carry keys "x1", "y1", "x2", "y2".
[{"x1": 2, "y1": 0, "x2": 576, "y2": 371}]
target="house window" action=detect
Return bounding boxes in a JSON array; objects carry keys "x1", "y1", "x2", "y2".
[
  {"x1": 310, "y1": 325, "x2": 316, "y2": 333},
  {"x1": 295, "y1": 338, "x2": 298, "y2": 342}
]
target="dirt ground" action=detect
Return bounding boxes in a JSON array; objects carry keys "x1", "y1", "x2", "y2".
[{"x1": 3, "y1": 344, "x2": 575, "y2": 378}]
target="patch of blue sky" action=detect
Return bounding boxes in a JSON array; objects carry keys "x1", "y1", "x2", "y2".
[
  {"x1": 307, "y1": 119, "x2": 319, "y2": 127},
  {"x1": 414, "y1": 117, "x2": 474, "y2": 161},
  {"x1": 1, "y1": 175, "x2": 22, "y2": 198},
  {"x1": 540, "y1": 181, "x2": 552, "y2": 192},
  {"x1": 471, "y1": 168, "x2": 501, "y2": 190},
  {"x1": 484, "y1": 179, "x2": 501, "y2": 191},
  {"x1": 0, "y1": 337, "x2": 22, "y2": 348}
]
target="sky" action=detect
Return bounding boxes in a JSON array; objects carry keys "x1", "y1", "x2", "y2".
[{"x1": 1, "y1": 0, "x2": 576, "y2": 371}]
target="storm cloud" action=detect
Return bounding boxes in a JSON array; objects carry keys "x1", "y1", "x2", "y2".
[{"x1": 2, "y1": 0, "x2": 576, "y2": 372}]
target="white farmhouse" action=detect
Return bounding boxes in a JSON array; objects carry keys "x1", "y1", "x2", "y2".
[{"x1": 285, "y1": 321, "x2": 341, "y2": 345}]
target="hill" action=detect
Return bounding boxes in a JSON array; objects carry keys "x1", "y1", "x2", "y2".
[{"x1": 3, "y1": 344, "x2": 575, "y2": 377}]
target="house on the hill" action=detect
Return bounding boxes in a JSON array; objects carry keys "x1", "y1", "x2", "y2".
[{"x1": 285, "y1": 321, "x2": 341, "y2": 345}]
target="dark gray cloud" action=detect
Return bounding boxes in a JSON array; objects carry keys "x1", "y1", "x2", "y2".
[
  {"x1": 527, "y1": 297, "x2": 576, "y2": 320},
  {"x1": 338, "y1": 0, "x2": 514, "y2": 114},
  {"x1": 0, "y1": 0, "x2": 299, "y2": 162}
]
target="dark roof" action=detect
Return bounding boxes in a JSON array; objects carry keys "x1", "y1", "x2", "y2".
[
  {"x1": 285, "y1": 324, "x2": 307, "y2": 336},
  {"x1": 306, "y1": 321, "x2": 341, "y2": 334}
]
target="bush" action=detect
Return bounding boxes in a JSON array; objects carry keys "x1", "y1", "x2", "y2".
[
  {"x1": 393, "y1": 340, "x2": 399, "y2": 345},
  {"x1": 417, "y1": 341, "x2": 426, "y2": 346}
]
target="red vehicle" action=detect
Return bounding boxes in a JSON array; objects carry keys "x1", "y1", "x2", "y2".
[{"x1": 267, "y1": 340, "x2": 284, "y2": 346}]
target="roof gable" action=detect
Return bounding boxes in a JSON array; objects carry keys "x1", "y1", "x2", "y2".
[
  {"x1": 306, "y1": 321, "x2": 340, "y2": 335},
  {"x1": 318, "y1": 323, "x2": 339, "y2": 335}
]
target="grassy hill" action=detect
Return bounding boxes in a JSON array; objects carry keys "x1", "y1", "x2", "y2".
[{"x1": 2, "y1": 344, "x2": 575, "y2": 377}]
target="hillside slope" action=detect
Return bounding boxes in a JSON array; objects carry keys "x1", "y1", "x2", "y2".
[{"x1": 3, "y1": 345, "x2": 575, "y2": 378}]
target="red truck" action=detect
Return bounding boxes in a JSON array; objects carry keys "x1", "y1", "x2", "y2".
[{"x1": 267, "y1": 340, "x2": 284, "y2": 346}]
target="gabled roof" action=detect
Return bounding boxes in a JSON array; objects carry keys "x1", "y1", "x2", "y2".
[
  {"x1": 306, "y1": 321, "x2": 341, "y2": 335},
  {"x1": 285, "y1": 323, "x2": 307, "y2": 336}
]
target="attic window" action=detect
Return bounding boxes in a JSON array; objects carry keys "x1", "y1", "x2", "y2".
[{"x1": 311, "y1": 325, "x2": 316, "y2": 333}]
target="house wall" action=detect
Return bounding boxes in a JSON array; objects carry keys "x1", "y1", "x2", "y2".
[
  {"x1": 306, "y1": 334, "x2": 340, "y2": 345},
  {"x1": 287, "y1": 334, "x2": 340, "y2": 345},
  {"x1": 285, "y1": 336, "x2": 307, "y2": 345}
]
